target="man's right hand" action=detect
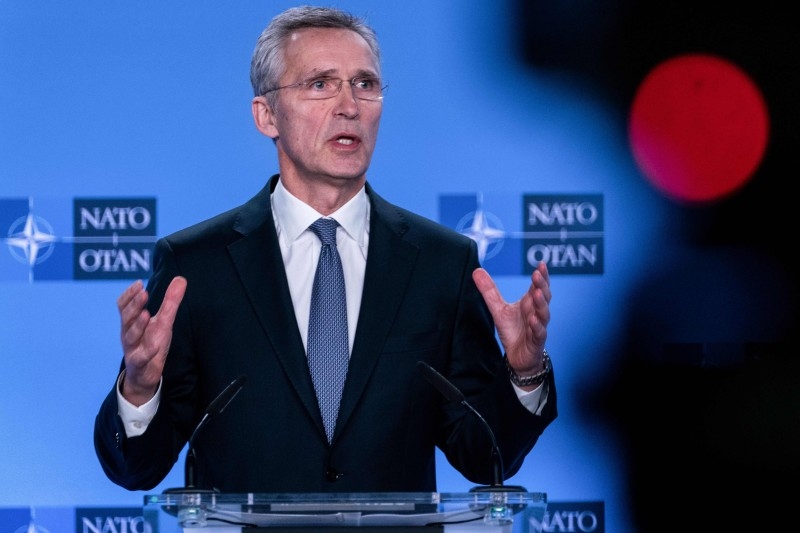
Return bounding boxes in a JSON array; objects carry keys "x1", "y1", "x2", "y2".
[{"x1": 117, "y1": 276, "x2": 187, "y2": 406}]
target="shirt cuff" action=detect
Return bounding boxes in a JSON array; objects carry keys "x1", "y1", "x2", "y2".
[
  {"x1": 116, "y1": 370, "x2": 161, "y2": 437},
  {"x1": 512, "y1": 379, "x2": 549, "y2": 415}
]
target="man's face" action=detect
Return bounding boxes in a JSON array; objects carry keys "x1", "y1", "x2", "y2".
[{"x1": 265, "y1": 27, "x2": 382, "y2": 187}]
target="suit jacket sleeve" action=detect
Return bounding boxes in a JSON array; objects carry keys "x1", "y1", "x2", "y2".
[
  {"x1": 430, "y1": 235, "x2": 558, "y2": 484},
  {"x1": 93, "y1": 237, "x2": 198, "y2": 491}
]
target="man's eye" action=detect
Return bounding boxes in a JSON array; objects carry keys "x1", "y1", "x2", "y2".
[
  {"x1": 354, "y1": 78, "x2": 377, "y2": 90},
  {"x1": 309, "y1": 78, "x2": 334, "y2": 90}
]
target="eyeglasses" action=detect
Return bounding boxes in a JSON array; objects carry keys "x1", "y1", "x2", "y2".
[{"x1": 262, "y1": 76, "x2": 387, "y2": 101}]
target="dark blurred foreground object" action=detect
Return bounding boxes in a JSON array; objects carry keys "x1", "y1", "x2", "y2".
[{"x1": 603, "y1": 341, "x2": 800, "y2": 531}]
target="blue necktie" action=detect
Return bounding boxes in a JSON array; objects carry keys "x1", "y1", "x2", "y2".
[{"x1": 307, "y1": 218, "x2": 349, "y2": 443}]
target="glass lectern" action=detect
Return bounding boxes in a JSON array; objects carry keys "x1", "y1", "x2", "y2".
[{"x1": 143, "y1": 491, "x2": 547, "y2": 533}]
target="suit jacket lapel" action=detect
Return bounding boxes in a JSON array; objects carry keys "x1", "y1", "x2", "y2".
[
  {"x1": 334, "y1": 185, "x2": 419, "y2": 439},
  {"x1": 227, "y1": 177, "x2": 324, "y2": 431}
]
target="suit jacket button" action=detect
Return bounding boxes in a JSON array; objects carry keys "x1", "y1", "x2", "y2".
[{"x1": 325, "y1": 468, "x2": 340, "y2": 482}]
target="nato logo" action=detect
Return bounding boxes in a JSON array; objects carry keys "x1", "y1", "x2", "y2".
[
  {"x1": 439, "y1": 193, "x2": 604, "y2": 275},
  {"x1": 0, "y1": 506, "x2": 72, "y2": 533},
  {"x1": 1, "y1": 197, "x2": 156, "y2": 282},
  {"x1": 537, "y1": 501, "x2": 605, "y2": 532},
  {"x1": 76, "y1": 506, "x2": 154, "y2": 533}
]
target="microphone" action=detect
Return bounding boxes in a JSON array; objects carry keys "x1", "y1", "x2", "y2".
[
  {"x1": 417, "y1": 361, "x2": 526, "y2": 493},
  {"x1": 164, "y1": 374, "x2": 248, "y2": 494}
]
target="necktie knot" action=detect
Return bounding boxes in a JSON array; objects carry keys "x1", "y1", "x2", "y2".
[{"x1": 309, "y1": 218, "x2": 338, "y2": 246}]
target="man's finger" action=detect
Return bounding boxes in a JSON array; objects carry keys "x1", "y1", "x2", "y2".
[
  {"x1": 472, "y1": 268, "x2": 505, "y2": 310},
  {"x1": 155, "y1": 276, "x2": 187, "y2": 326},
  {"x1": 117, "y1": 279, "x2": 144, "y2": 313}
]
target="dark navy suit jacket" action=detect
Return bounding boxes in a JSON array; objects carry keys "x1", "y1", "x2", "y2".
[{"x1": 94, "y1": 175, "x2": 557, "y2": 492}]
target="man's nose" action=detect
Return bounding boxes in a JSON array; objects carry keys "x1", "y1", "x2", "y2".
[{"x1": 334, "y1": 81, "x2": 360, "y2": 115}]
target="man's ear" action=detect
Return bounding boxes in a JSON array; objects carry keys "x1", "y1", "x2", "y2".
[{"x1": 252, "y1": 96, "x2": 279, "y2": 139}]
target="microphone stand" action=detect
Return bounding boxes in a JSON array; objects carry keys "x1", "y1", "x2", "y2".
[
  {"x1": 464, "y1": 402, "x2": 527, "y2": 494},
  {"x1": 416, "y1": 361, "x2": 527, "y2": 493},
  {"x1": 164, "y1": 374, "x2": 248, "y2": 495}
]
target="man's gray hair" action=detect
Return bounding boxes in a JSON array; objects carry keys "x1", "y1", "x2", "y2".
[{"x1": 250, "y1": 5, "x2": 381, "y2": 107}]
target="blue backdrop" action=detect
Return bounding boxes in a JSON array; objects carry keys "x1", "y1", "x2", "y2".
[{"x1": 2, "y1": 2, "x2": 797, "y2": 533}]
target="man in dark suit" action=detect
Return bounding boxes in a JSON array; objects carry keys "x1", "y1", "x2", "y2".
[{"x1": 94, "y1": 5, "x2": 557, "y2": 493}]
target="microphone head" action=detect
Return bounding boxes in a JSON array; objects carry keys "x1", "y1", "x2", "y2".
[
  {"x1": 206, "y1": 374, "x2": 247, "y2": 415},
  {"x1": 417, "y1": 361, "x2": 465, "y2": 403}
]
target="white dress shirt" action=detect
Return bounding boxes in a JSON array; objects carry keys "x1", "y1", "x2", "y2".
[{"x1": 271, "y1": 179, "x2": 368, "y2": 354}]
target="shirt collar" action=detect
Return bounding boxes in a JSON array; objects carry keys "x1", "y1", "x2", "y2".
[{"x1": 271, "y1": 178, "x2": 368, "y2": 244}]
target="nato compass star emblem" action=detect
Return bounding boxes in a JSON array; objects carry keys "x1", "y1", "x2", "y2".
[
  {"x1": 13, "y1": 507, "x2": 51, "y2": 533},
  {"x1": 454, "y1": 194, "x2": 508, "y2": 262},
  {"x1": 4, "y1": 198, "x2": 57, "y2": 282}
]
